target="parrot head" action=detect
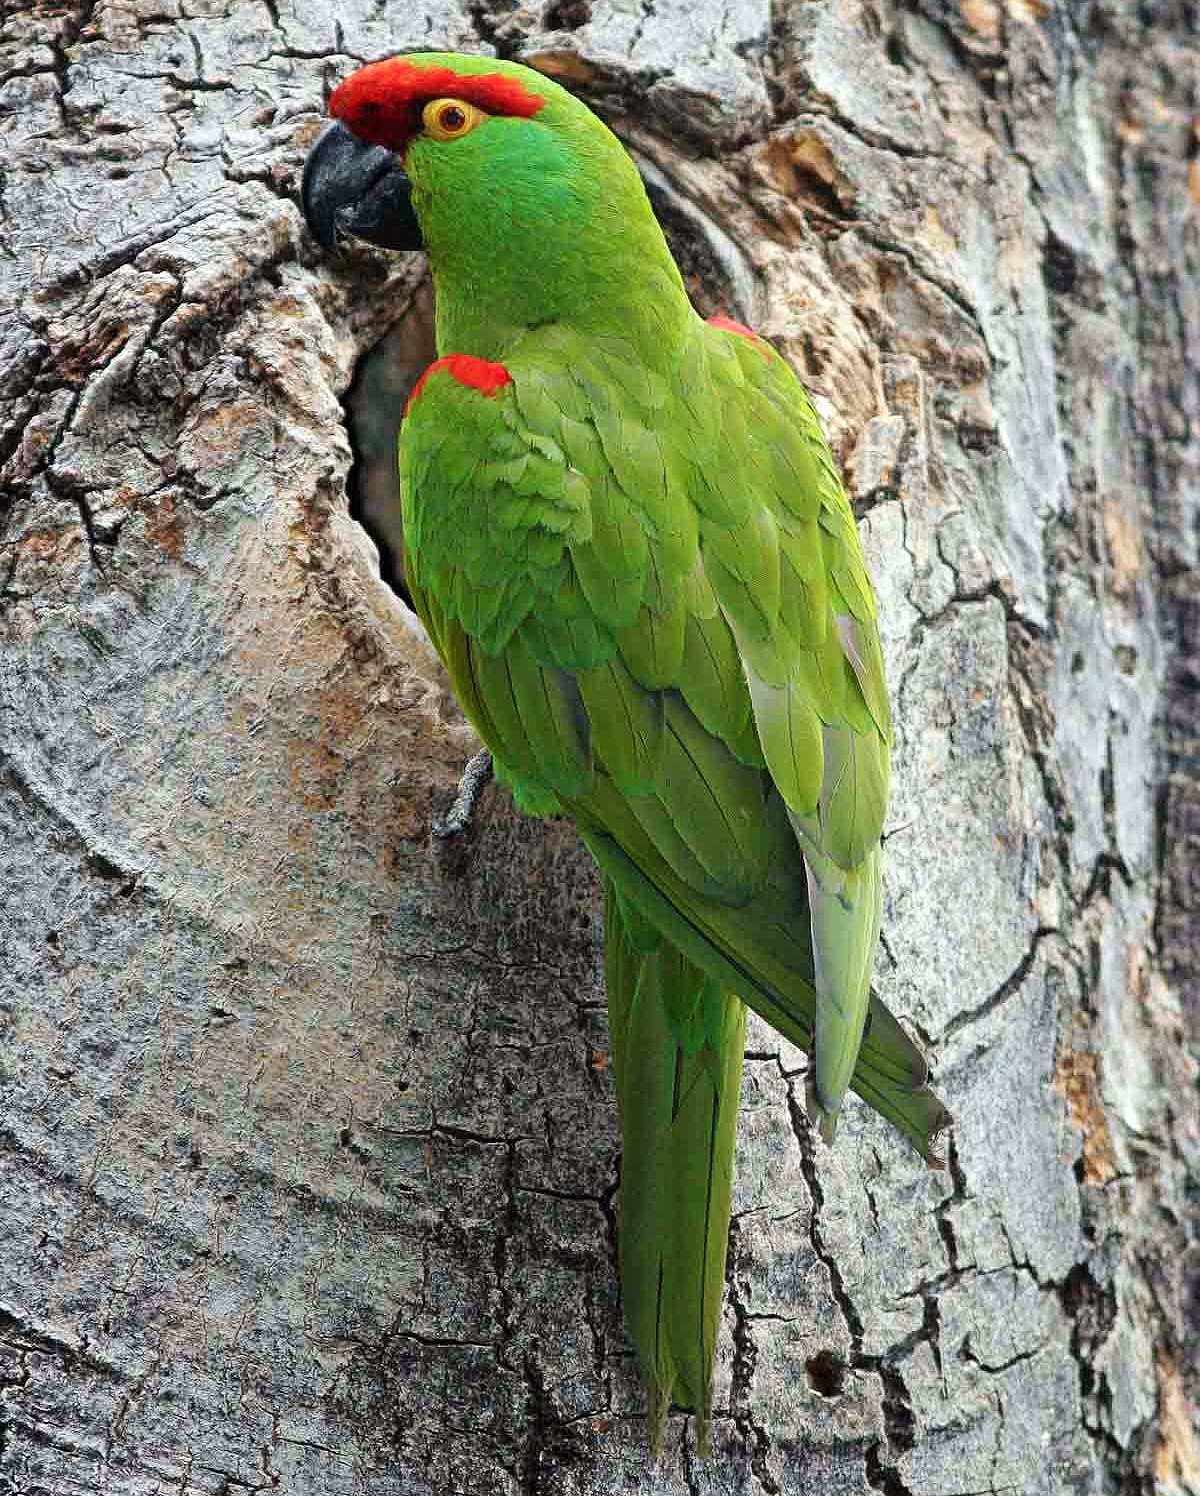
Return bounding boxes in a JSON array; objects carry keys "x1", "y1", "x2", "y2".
[{"x1": 301, "y1": 52, "x2": 688, "y2": 350}]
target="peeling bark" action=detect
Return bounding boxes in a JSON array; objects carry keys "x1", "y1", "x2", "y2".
[{"x1": 1, "y1": 2, "x2": 1197, "y2": 1493}]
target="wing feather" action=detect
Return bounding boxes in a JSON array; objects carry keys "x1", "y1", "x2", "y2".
[{"x1": 399, "y1": 320, "x2": 942, "y2": 1158}]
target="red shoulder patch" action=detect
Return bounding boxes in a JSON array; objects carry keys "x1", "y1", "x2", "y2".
[
  {"x1": 332, "y1": 59, "x2": 546, "y2": 154},
  {"x1": 404, "y1": 354, "x2": 513, "y2": 416},
  {"x1": 708, "y1": 314, "x2": 771, "y2": 356}
]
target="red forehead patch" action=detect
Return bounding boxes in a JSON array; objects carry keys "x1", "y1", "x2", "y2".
[{"x1": 331, "y1": 59, "x2": 546, "y2": 153}]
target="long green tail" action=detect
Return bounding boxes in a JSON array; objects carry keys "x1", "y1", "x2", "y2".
[{"x1": 604, "y1": 879, "x2": 746, "y2": 1454}]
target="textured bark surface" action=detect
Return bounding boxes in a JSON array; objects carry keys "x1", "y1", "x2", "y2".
[{"x1": 1, "y1": 2, "x2": 1197, "y2": 1493}]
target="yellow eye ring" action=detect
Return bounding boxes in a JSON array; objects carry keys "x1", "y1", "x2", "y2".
[{"x1": 422, "y1": 97, "x2": 486, "y2": 142}]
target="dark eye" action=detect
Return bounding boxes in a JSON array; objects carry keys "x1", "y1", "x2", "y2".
[{"x1": 441, "y1": 105, "x2": 466, "y2": 131}]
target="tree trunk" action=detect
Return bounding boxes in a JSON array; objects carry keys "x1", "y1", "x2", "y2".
[{"x1": 1, "y1": 2, "x2": 1197, "y2": 1493}]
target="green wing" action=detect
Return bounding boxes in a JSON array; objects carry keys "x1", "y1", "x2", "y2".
[
  {"x1": 400, "y1": 319, "x2": 942, "y2": 1151},
  {"x1": 399, "y1": 322, "x2": 949, "y2": 1434}
]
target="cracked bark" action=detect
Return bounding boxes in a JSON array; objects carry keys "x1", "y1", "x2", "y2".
[{"x1": 1, "y1": 1, "x2": 1197, "y2": 1494}]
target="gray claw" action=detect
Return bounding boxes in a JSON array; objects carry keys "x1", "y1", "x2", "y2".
[{"x1": 432, "y1": 749, "x2": 494, "y2": 838}]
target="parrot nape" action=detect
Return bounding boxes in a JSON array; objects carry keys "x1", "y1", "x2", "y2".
[{"x1": 301, "y1": 53, "x2": 949, "y2": 1454}]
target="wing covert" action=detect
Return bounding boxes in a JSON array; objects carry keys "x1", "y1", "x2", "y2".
[{"x1": 400, "y1": 320, "x2": 935, "y2": 1151}]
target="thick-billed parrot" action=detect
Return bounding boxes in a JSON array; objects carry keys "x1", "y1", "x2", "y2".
[{"x1": 301, "y1": 53, "x2": 948, "y2": 1452}]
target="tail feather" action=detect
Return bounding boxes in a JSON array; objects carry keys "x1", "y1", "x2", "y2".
[
  {"x1": 588, "y1": 829, "x2": 950, "y2": 1163},
  {"x1": 604, "y1": 878, "x2": 746, "y2": 1454}
]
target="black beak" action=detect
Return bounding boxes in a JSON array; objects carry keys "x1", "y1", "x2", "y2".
[{"x1": 301, "y1": 120, "x2": 423, "y2": 252}]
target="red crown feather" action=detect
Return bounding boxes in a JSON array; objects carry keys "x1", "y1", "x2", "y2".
[{"x1": 331, "y1": 58, "x2": 546, "y2": 154}]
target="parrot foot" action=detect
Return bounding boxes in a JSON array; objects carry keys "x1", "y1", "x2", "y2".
[{"x1": 432, "y1": 749, "x2": 494, "y2": 838}]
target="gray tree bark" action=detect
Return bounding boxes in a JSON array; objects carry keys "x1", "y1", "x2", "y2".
[{"x1": 1, "y1": 1, "x2": 1197, "y2": 1493}]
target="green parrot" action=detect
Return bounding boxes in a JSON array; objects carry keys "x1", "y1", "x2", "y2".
[{"x1": 301, "y1": 52, "x2": 948, "y2": 1452}]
